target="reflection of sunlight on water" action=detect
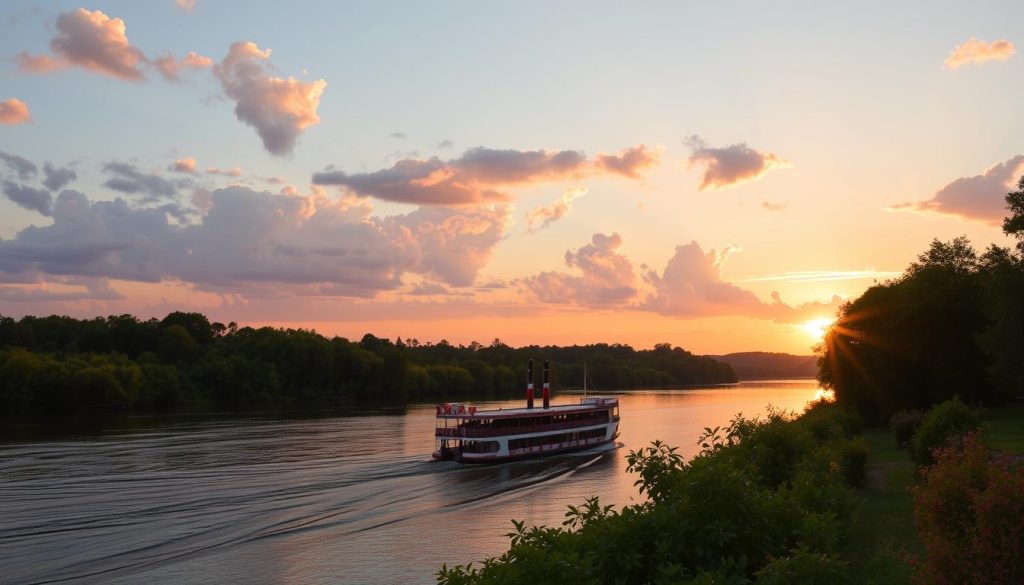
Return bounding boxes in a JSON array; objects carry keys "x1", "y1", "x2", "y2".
[{"x1": 813, "y1": 387, "x2": 835, "y2": 402}]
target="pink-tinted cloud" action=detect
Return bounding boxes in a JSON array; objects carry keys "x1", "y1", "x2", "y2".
[
  {"x1": 206, "y1": 166, "x2": 243, "y2": 177},
  {"x1": 49, "y1": 9, "x2": 147, "y2": 81},
  {"x1": 314, "y1": 145, "x2": 655, "y2": 206},
  {"x1": 170, "y1": 158, "x2": 198, "y2": 174},
  {"x1": 213, "y1": 41, "x2": 327, "y2": 155},
  {"x1": 15, "y1": 52, "x2": 70, "y2": 74},
  {"x1": 889, "y1": 155, "x2": 1024, "y2": 224},
  {"x1": 523, "y1": 232, "x2": 639, "y2": 307},
  {"x1": 593, "y1": 145, "x2": 661, "y2": 178},
  {"x1": 153, "y1": 51, "x2": 213, "y2": 82},
  {"x1": 640, "y1": 241, "x2": 842, "y2": 323},
  {"x1": 0, "y1": 98, "x2": 31, "y2": 125},
  {"x1": 0, "y1": 186, "x2": 511, "y2": 296},
  {"x1": 175, "y1": 0, "x2": 197, "y2": 12},
  {"x1": 686, "y1": 135, "x2": 789, "y2": 191},
  {"x1": 526, "y1": 186, "x2": 588, "y2": 233},
  {"x1": 944, "y1": 38, "x2": 1015, "y2": 70}
]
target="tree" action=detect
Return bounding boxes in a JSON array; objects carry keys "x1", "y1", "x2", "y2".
[{"x1": 1003, "y1": 174, "x2": 1024, "y2": 251}]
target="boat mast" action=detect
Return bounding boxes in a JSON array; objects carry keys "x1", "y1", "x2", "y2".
[{"x1": 583, "y1": 361, "x2": 587, "y2": 399}]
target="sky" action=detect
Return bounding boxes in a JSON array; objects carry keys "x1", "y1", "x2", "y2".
[{"x1": 0, "y1": 1, "x2": 1021, "y2": 355}]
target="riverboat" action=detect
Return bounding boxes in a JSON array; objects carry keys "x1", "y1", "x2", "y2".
[{"x1": 432, "y1": 360, "x2": 620, "y2": 463}]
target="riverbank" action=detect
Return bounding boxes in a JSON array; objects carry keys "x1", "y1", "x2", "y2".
[{"x1": 847, "y1": 403, "x2": 1024, "y2": 584}]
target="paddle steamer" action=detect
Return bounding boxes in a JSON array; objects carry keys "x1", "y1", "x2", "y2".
[{"x1": 432, "y1": 360, "x2": 620, "y2": 463}]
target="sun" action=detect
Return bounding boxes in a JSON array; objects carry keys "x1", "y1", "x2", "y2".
[{"x1": 801, "y1": 317, "x2": 834, "y2": 339}]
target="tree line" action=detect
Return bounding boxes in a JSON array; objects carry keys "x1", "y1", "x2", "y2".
[
  {"x1": 0, "y1": 313, "x2": 736, "y2": 416},
  {"x1": 819, "y1": 174, "x2": 1024, "y2": 423}
]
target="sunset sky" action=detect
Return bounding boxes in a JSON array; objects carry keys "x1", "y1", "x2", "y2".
[{"x1": 1, "y1": 1, "x2": 1021, "y2": 354}]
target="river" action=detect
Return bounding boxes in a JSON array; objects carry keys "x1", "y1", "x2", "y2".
[{"x1": 0, "y1": 380, "x2": 823, "y2": 585}]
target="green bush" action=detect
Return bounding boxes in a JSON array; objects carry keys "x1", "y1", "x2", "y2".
[
  {"x1": 889, "y1": 409, "x2": 924, "y2": 449},
  {"x1": 438, "y1": 404, "x2": 864, "y2": 584},
  {"x1": 911, "y1": 397, "x2": 980, "y2": 465}
]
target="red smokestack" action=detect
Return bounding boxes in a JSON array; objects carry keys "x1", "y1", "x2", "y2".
[
  {"x1": 542, "y1": 360, "x2": 550, "y2": 409},
  {"x1": 526, "y1": 359, "x2": 534, "y2": 409}
]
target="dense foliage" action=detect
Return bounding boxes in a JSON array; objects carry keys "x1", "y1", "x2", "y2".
[
  {"x1": 819, "y1": 175, "x2": 1024, "y2": 423},
  {"x1": 437, "y1": 401, "x2": 866, "y2": 584},
  {"x1": 0, "y1": 313, "x2": 735, "y2": 415},
  {"x1": 912, "y1": 432, "x2": 1024, "y2": 585},
  {"x1": 909, "y1": 397, "x2": 980, "y2": 465}
]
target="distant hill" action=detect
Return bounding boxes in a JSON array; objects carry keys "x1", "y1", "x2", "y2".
[{"x1": 711, "y1": 352, "x2": 818, "y2": 380}]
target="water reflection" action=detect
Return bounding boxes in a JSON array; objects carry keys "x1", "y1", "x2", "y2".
[{"x1": 0, "y1": 381, "x2": 821, "y2": 585}]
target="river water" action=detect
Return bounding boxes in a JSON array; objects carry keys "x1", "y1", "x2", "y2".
[{"x1": 0, "y1": 380, "x2": 823, "y2": 585}]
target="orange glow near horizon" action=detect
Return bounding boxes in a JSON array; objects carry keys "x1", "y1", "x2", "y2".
[{"x1": 800, "y1": 317, "x2": 834, "y2": 340}]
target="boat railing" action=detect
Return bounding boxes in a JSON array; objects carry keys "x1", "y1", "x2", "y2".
[{"x1": 435, "y1": 417, "x2": 607, "y2": 438}]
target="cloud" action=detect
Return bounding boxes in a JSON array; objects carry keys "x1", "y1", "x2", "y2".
[
  {"x1": 313, "y1": 144, "x2": 654, "y2": 206},
  {"x1": 102, "y1": 162, "x2": 181, "y2": 200},
  {"x1": 212, "y1": 41, "x2": 327, "y2": 155},
  {"x1": 685, "y1": 136, "x2": 789, "y2": 190},
  {"x1": 175, "y1": 0, "x2": 197, "y2": 12},
  {"x1": 523, "y1": 232, "x2": 639, "y2": 307},
  {"x1": 889, "y1": 155, "x2": 1024, "y2": 224},
  {"x1": 206, "y1": 166, "x2": 242, "y2": 177},
  {"x1": 0, "y1": 150, "x2": 38, "y2": 180},
  {"x1": 170, "y1": 158, "x2": 198, "y2": 174},
  {"x1": 944, "y1": 38, "x2": 1015, "y2": 70},
  {"x1": 390, "y1": 132, "x2": 407, "y2": 139},
  {"x1": 593, "y1": 145, "x2": 661, "y2": 178},
  {"x1": 640, "y1": 241, "x2": 843, "y2": 323},
  {"x1": 0, "y1": 186, "x2": 513, "y2": 296},
  {"x1": 526, "y1": 186, "x2": 588, "y2": 233},
  {"x1": 153, "y1": 51, "x2": 213, "y2": 82},
  {"x1": 437, "y1": 139, "x2": 455, "y2": 150},
  {"x1": 641, "y1": 242, "x2": 763, "y2": 316},
  {"x1": 762, "y1": 201, "x2": 787, "y2": 212},
  {"x1": 15, "y1": 52, "x2": 70, "y2": 74},
  {"x1": 42, "y1": 163, "x2": 77, "y2": 191},
  {"x1": 3, "y1": 181, "x2": 53, "y2": 215},
  {"x1": 0, "y1": 98, "x2": 31, "y2": 125},
  {"x1": 48, "y1": 8, "x2": 147, "y2": 81}
]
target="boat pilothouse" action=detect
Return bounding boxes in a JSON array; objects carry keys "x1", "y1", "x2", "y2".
[{"x1": 432, "y1": 359, "x2": 620, "y2": 463}]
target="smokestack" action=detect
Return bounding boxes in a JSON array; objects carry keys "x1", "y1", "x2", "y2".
[
  {"x1": 526, "y1": 359, "x2": 534, "y2": 409},
  {"x1": 542, "y1": 360, "x2": 550, "y2": 409}
]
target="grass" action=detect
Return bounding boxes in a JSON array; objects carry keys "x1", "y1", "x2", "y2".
[
  {"x1": 843, "y1": 403, "x2": 1024, "y2": 583},
  {"x1": 846, "y1": 427, "x2": 919, "y2": 585},
  {"x1": 981, "y1": 403, "x2": 1024, "y2": 454}
]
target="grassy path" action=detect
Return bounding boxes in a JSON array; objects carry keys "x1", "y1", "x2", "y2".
[{"x1": 846, "y1": 427, "x2": 918, "y2": 584}]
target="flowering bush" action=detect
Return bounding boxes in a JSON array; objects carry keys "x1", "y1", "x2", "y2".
[{"x1": 912, "y1": 431, "x2": 1024, "y2": 585}]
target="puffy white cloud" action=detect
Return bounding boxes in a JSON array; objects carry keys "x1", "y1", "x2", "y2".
[
  {"x1": 213, "y1": 41, "x2": 327, "y2": 155},
  {"x1": 3, "y1": 181, "x2": 53, "y2": 216},
  {"x1": 526, "y1": 186, "x2": 588, "y2": 233},
  {"x1": 522, "y1": 232, "x2": 639, "y2": 307},
  {"x1": 889, "y1": 155, "x2": 1024, "y2": 224},
  {"x1": 314, "y1": 144, "x2": 656, "y2": 206},
  {"x1": 685, "y1": 135, "x2": 789, "y2": 191},
  {"x1": 0, "y1": 98, "x2": 31, "y2": 125},
  {"x1": 944, "y1": 38, "x2": 1015, "y2": 70}
]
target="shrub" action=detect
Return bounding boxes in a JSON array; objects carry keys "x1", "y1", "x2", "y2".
[
  {"x1": 754, "y1": 546, "x2": 851, "y2": 585},
  {"x1": 911, "y1": 397, "x2": 980, "y2": 465},
  {"x1": 889, "y1": 409, "x2": 924, "y2": 449},
  {"x1": 912, "y1": 431, "x2": 1024, "y2": 585}
]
